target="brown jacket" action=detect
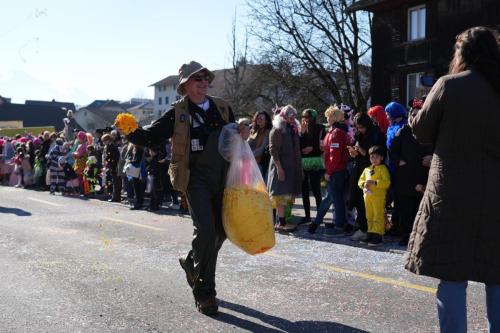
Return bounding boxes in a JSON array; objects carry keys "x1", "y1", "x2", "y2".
[
  {"x1": 405, "y1": 70, "x2": 500, "y2": 284},
  {"x1": 267, "y1": 118, "x2": 303, "y2": 197}
]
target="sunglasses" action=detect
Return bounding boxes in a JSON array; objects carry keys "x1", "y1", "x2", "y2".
[{"x1": 190, "y1": 74, "x2": 210, "y2": 82}]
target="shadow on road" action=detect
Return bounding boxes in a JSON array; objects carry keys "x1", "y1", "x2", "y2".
[
  {"x1": 0, "y1": 206, "x2": 32, "y2": 216},
  {"x1": 215, "y1": 299, "x2": 370, "y2": 333}
]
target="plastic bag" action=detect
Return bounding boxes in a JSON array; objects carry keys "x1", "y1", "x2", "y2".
[
  {"x1": 145, "y1": 174, "x2": 154, "y2": 194},
  {"x1": 221, "y1": 129, "x2": 275, "y2": 255},
  {"x1": 218, "y1": 123, "x2": 239, "y2": 162}
]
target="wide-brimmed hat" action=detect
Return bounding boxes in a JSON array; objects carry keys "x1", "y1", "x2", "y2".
[{"x1": 176, "y1": 61, "x2": 214, "y2": 95}]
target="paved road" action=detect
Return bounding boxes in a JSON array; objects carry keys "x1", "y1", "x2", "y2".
[{"x1": 0, "y1": 186, "x2": 489, "y2": 332}]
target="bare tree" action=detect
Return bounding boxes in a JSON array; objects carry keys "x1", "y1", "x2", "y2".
[
  {"x1": 247, "y1": 0, "x2": 372, "y2": 112},
  {"x1": 221, "y1": 10, "x2": 254, "y2": 117}
]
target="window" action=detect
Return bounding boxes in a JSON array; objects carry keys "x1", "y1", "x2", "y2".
[
  {"x1": 158, "y1": 97, "x2": 162, "y2": 105},
  {"x1": 408, "y1": 5, "x2": 426, "y2": 41},
  {"x1": 165, "y1": 96, "x2": 169, "y2": 105},
  {"x1": 407, "y1": 72, "x2": 424, "y2": 105}
]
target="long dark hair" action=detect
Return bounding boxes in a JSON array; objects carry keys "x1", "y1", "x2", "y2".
[
  {"x1": 251, "y1": 111, "x2": 272, "y2": 134},
  {"x1": 302, "y1": 108, "x2": 318, "y2": 136},
  {"x1": 449, "y1": 26, "x2": 500, "y2": 95}
]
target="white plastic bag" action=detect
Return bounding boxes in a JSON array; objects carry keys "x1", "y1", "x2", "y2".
[
  {"x1": 145, "y1": 174, "x2": 154, "y2": 194},
  {"x1": 221, "y1": 131, "x2": 275, "y2": 255}
]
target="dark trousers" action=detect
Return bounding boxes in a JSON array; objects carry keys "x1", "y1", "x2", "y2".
[
  {"x1": 132, "y1": 177, "x2": 144, "y2": 208},
  {"x1": 301, "y1": 169, "x2": 323, "y2": 218},
  {"x1": 351, "y1": 187, "x2": 368, "y2": 232},
  {"x1": 397, "y1": 194, "x2": 421, "y2": 236},
  {"x1": 124, "y1": 176, "x2": 134, "y2": 200},
  {"x1": 185, "y1": 177, "x2": 226, "y2": 301},
  {"x1": 149, "y1": 178, "x2": 162, "y2": 209},
  {"x1": 110, "y1": 171, "x2": 122, "y2": 201}
]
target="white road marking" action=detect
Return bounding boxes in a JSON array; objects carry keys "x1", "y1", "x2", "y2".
[
  {"x1": 27, "y1": 197, "x2": 63, "y2": 207},
  {"x1": 101, "y1": 217, "x2": 166, "y2": 232}
]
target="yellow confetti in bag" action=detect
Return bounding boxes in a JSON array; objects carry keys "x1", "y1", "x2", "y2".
[
  {"x1": 223, "y1": 184, "x2": 275, "y2": 255},
  {"x1": 114, "y1": 113, "x2": 138, "y2": 135},
  {"x1": 220, "y1": 127, "x2": 275, "y2": 255}
]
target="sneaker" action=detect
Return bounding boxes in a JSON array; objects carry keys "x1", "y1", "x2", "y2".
[
  {"x1": 277, "y1": 223, "x2": 297, "y2": 233},
  {"x1": 195, "y1": 297, "x2": 218, "y2": 316},
  {"x1": 351, "y1": 229, "x2": 367, "y2": 241},
  {"x1": 368, "y1": 234, "x2": 383, "y2": 246},
  {"x1": 324, "y1": 227, "x2": 345, "y2": 237},
  {"x1": 324, "y1": 223, "x2": 335, "y2": 229},
  {"x1": 308, "y1": 223, "x2": 319, "y2": 234},
  {"x1": 178, "y1": 256, "x2": 194, "y2": 288},
  {"x1": 359, "y1": 232, "x2": 373, "y2": 244},
  {"x1": 169, "y1": 203, "x2": 180, "y2": 210}
]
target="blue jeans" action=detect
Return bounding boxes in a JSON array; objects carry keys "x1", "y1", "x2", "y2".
[
  {"x1": 437, "y1": 280, "x2": 500, "y2": 333},
  {"x1": 313, "y1": 170, "x2": 346, "y2": 227}
]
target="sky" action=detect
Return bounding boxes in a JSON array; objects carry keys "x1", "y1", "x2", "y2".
[{"x1": 0, "y1": 0, "x2": 248, "y2": 107}]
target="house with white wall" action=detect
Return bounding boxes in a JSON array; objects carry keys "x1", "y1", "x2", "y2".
[{"x1": 149, "y1": 75, "x2": 180, "y2": 117}]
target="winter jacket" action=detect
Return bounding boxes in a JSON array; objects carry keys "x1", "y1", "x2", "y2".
[
  {"x1": 323, "y1": 123, "x2": 349, "y2": 175},
  {"x1": 300, "y1": 123, "x2": 326, "y2": 158},
  {"x1": 405, "y1": 70, "x2": 500, "y2": 284},
  {"x1": 267, "y1": 118, "x2": 303, "y2": 197},
  {"x1": 389, "y1": 124, "x2": 432, "y2": 196}
]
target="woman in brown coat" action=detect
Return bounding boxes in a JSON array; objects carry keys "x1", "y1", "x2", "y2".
[
  {"x1": 267, "y1": 105, "x2": 303, "y2": 231},
  {"x1": 405, "y1": 27, "x2": 500, "y2": 332}
]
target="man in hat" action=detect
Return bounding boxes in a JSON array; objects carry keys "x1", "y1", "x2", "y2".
[{"x1": 126, "y1": 61, "x2": 248, "y2": 315}]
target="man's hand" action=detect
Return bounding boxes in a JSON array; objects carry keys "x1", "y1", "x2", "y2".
[
  {"x1": 325, "y1": 173, "x2": 330, "y2": 182},
  {"x1": 399, "y1": 160, "x2": 407, "y2": 167},
  {"x1": 422, "y1": 155, "x2": 432, "y2": 167},
  {"x1": 415, "y1": 184, "x2": 426, "y2": 193}
]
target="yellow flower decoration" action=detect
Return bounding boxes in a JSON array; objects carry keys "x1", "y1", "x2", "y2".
[{"x1": 114, "y1": 113, "x2": 138, "y2": 135}]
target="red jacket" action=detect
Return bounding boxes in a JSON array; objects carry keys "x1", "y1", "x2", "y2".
[{"x1": 323, "y1": 124, "x2": 349, "y2": 175}]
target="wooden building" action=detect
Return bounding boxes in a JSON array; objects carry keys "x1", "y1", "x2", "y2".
[{"x1": 349, "y1": 0, "x2": 500, "y2": 106}]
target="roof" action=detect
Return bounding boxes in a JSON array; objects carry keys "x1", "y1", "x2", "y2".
[
  {"x1": 127, "y1": 101, "x2": 154, "y2": 111},
  {"x1": 149, "y1": 75, "x2": 179, "y2": 87},
  {"x1": 83, "y1": 100, "x2": 124, "y2": 111},
  {"x1": 0, "y1": 102, "x2": 69, "y2": 131},
  {"x1": 347, "y1": 0, "x2": 404, "y2": 12},
  {"x1": 25, "y1": 100, "x2": 76, "y2": 111}
]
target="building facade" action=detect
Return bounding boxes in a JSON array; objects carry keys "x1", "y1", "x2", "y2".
[
  {"x1": 149, "y1": 75, "x2": 180, "y2": 117},
  {"x1": 75, "y1": 100, "x2": 126, "y2": 133},
  {"x1": 350, "y1": 0, "x2": 500, "y2": 106}
]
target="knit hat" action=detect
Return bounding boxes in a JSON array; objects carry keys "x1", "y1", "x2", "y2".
[
  {"x1": 176, "y1": 61, "x2": 214, "y2": 95},
  {"x1": 302, "y1": 108, "x2": 318, "y2": 119},
  {"x1": 385, "y1": 102, "x2": 406, "y2": 119}
]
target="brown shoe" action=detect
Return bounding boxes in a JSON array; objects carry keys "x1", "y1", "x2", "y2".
[
  {"x1": 178, "y1": 256, "x2": 194, "y2": 288},
  {"x1": 195, "y1": 297, "x2": 218, "y2": 316}
]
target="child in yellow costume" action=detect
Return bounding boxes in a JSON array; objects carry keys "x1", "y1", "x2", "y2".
[{"x1": 358, "y1": 145, "x2": 391, "y2": 246}]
